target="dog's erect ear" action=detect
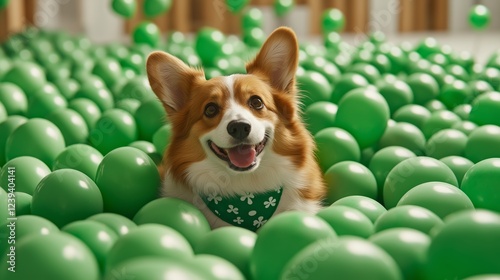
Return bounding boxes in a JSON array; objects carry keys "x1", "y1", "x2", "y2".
[
  {"x1": 146, "y1": 51, "x2": 205, "y2": 115},
  {"x1": 246, "y1": 27, "x2": 299, "y2": 92}
]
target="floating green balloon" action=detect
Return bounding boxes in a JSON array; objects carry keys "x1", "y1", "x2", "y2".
[
  {"x1": 426, "y1": 210, "x2": 500, "y2": 279},
  {"x1": 377, "y1": 80, "x2": 413, "y2": 115},
  {"x1": 243, "y1": 27, "x2": 266, "y2": 48},
  {"x1": 226, "y1": 0, "x2": 249, "y2": 13},
  {"x1": 314, "y1": 127, "x2": 360, "y2": 172},
  {"x1": 406, "y1": 73, "x2": 439, "y2": 105},
  {"x1": 465, "y1": 125, "x2": 500, "y2": 163},
  {"x1": 461, "y1": 158, "x2": 500, "y2": 212},
  {"x1": 0, "y1": 0, "x2": 9, "y2": 9},
  {"x1": 374, "y1": 205, "x2": 443, "y2": 235},
  {"x1": 317, "y1": 205, "x2": 374, "y2": 238},
  {"x1": 195, "y1": 28, "x2": 226, "y2": 67},
  {"x1": 274, "y1": 0, "x2": 294, "y2": 17},
  {"x1": 242, "y1": 8, "x2": 263, "y2": 29},
  {"x1": 144, "y1": 0, "x2": 171, "y2": 17},
  {"x1": 133, "y1": 22, "x2": 160, "y2": 47},
  {"x1": 92, "y1": 58, "x2": 123, "y2": 89},
  {"x1": 301, "y1": 56, "x2": 341, "y2": 85},
  {"x1": 469, "y1": 5, "x2": 491, "y2": 30},
  {"x1": 322, "y1": 8, "x2": 345, "y2": 33},
  {"x1": 439, "y1": 80, "x2": 472, "y2": 109},
  {"x1": 89, "y1": 109, "x2": 138, "y2": 155},
  {"x1": 324, "y1": 161, "x2": 378, "y2": 203},
  {"x1": 111, "y1": 0, "x2": 136, "y2": 18}
]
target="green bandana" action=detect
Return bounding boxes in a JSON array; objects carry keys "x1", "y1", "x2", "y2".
[{"x1": 200, "y1": 187, "x2": 283, "y2": 231}]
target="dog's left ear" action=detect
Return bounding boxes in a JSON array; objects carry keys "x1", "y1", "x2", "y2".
[{"x1": 246, "y1": 27, "x2": 299, "y2": 92}]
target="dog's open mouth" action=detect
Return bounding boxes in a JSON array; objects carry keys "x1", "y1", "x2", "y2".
[{"x1": 208, "y1": 137, "x2": 268, "y2": 171}]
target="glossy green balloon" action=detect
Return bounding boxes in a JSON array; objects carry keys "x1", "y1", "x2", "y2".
[
  {"x1": 52, "y1": 144, "x2": 103, "y2": 179},
  {"x1": 415, "y1": 37, "x2": 440, "y2": 58},
  {"x1": 225, "y1": 0, "x2": 248, "y2": 13},
  {"x1": 369, "y1": 146, "x2": 417, "y2": 200},
  {"x1": 330, "y1": 73, "x2": 369, "y2": 103},
  {"x1": 111, "y1": 0, "x2": 136, "y2": 18},
  {"x1": 314, "y1": 127, "x2": 360, "y2": 172},
  {"x1": 144, "y1": 0, "x2": 171, "y2": 17},
  {"x1": 453, "y1": 104, "x2": 471, "y2": 120},
  {"x1": 465, "y1": 125, "x2": 500, "y2": 163},
  {"x1": 452, "y1": 120, "x2": 477, "y2": 135},
  {"x1": 406, "y1": 73, "x2": 439, "y2": 105},
  {"x1": 393, "y1": 104, "x2": 431, "y2": 130},
  {"x1": 281, "y1": 237, "x2": 402, "y2": 280},
  {"x1": 2, "y1": 60, "x2": 46, "y2": 94},
  {"x1": 469, "y1": 91, "x2": 500, "y2": 126},
  {"x1": 106, "y1": 224, "x2": 193, "y2": 271},
  {"x1": 195, "y1": 227, "x2": 256, "y2": 279},
  {"x1": 194, "y1": 255, "x2": 245, "y2": 280},
  {"x1": 297, "y1": 70, "x2": 332, "y2": 108},
  {"x1": 374, "y1": 205, "x2": 443, "y2": 235},
  {"x1": 242, "y1": 8, "x2": 263, "y2": 29},
  {"x1": 95, "y1": 147, "x2": 159, "y2": 218},
  {"x1": 378, "y1": 122, "x2": 426, "y2": 156},
  {"x1": 331, "y1": 195, "x2": 386, "y2": 224},
  {"x1": 0, "y1": 115, "x2": 27, "y2": 166},
  {"x1": 5, "y1": 118, "x2": 65, "y2": 167},
  {"x1": 119, "y1": 76, "x2": 156, "y2": 102},
  {"x1": 104, "y1": 257, "x2": 204, "y2": 280},
  {"x1": 461, "y1": 158, "x2": 500, "y2": 212},
  {"x1": 88, "y1": 213, "x2": 137, "y2": 236},
  {"x1": 0, "y1": 82, "x2": 28, "y2": 115},
  {"x1": 134, "y1": 98, "x2": 166, "y2": 141},
  {"x1": 301, "y1": 56, "x2": 341, "y2": 85},
  {"x1": 133, "y1": 22, "x2": 160, "y2": 47},
  {"x1": 469, "y1": 5, "x2": 491, "y2": 30},
  {"x1": 439, "y1": 80, "x2": 472, "y2": 109},
  {"x1": 325, "y1": 161, "x2": 377, "y2": 203},
  {"x1": 274, "y1": 0, "x2": 294, "y2": 16},
  {"x1": 195, "y1": 28, "x2": 226, "y2": 67},
  {"x1": 73, "y1": 84, "x2": 114, "y2": 112},
  {"x1": 243, "y1": 27, "x2": 265, "y2": 48},
  {"x1": 0, "y1": 232, "x2": 100, "y2": 280},
  {"x1": 53, "y1": 78, "x2": 79, "y2": 99},
  {"x1": 348, "y1": 63, "x2": 381, "y2": 85},
  {"x1": 115, "y1": 98, "x2": 141, "y2": 115},
  {"x1": 27, "y1": 89, "x2": 67, "y2": 118},
  {"x1": 250, "y1": 211, "x2": 337, "y2": 280},
  {"x1": 46, "y1": 108, "x2": 89, "y2": 145},
  {"x1": 383, "y1": 157, "x2": 458, "y2": 208},
  {"x1": 92, "y1": 58, "x2": 122, "y2": 89},
  {"x1": 303, "y1": 101, "x2": 337, "y2": 135},
  {"x1": 425, "y1": 129, "x2": 467, "y2": 159},
  {"x1": 129, "y1": 141, "x2": 162, "y2": 164},
  {"x1": 321, "y1": 8, "x2": 345, "y2": 33},
  {"x1": 426, "y1": 210, "x2": 500, "y2": 279},
  {"x1": 440, "y1": 156, "x2": 474, "y2": 186},
  {"x1": 152, "y1": 123, "x2": 171, "y2": 155},
  {"x1": 377, "y1": 80, "x2": 413, "y2": 115},
  {"x1": 31, "y1": 169, "x2": 103, "y2": 227},
  {"x1": 422, "y1": 110, "x2": 461, "y2": 139},
  {"x1": 0, "y1": 156, "x2": 50, "y2": 195},
  {"x1": 478, "y1": 68, "x2": 500, "y2": 90},
  {"x1": 335, "y1": 88, "x2": 390, "y2": 149},
  {"x1": 0, "y1": 0, "x2": 9, "y2": 9},
  {"x1": 370, "y1": 228, "x2": 430, "y2": 280},
  {"x1": 15, "y1": 192, "x2": 32, "y2": 215},
  {"x1": 397, "y1": 181, "x2": 474, "y2": 219},
  {"x1": 470, "y1": 80, "x2": 493, "y2": 98},
  {"x1": 68, "y1": 98, "x2": 102, "y2": 130},
  {"x1": 63, "y1": 220, "x2": 119, "y2": 273},
  {"x1": 317, "y1": 205, "x2": 374, "y2": 238},
  {"x1": 89, "y1": 109, "x2": 138, "y2": 155}
]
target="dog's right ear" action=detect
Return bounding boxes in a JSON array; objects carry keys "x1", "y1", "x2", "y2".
[{"x1": 146, "y1": 51, "x2": 205, "y2": 115}]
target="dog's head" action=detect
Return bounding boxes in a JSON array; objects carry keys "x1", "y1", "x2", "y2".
[{"x1": 147, "y1": 27, "x2": 314, "y2": 195}]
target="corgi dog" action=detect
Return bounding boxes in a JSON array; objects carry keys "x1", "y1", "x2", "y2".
[{"x1": 146, "y1": 27, "x2": 325, "y2": 231}]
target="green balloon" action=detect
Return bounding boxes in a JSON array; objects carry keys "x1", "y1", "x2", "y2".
[
  {"x1": 104, "y1": 257, "x2": 204, "y2": 280},
  {"x1": 134, "y1": 98, "x2": 166, "y2": 141},
  {"x1": 250, "y1": 211, "x2": 337, "y2": 280},
  {"x1": 2, "y1": 60, "x2": 46, "y2": 95},
  {"x1": 63, "y1": 220, "x2": 119, "y2": 273},
  {"x1": 297, "y1": 71, "x2": 332, "y2": 108},
  {"x1": 112, "y1": 0, "x2": 136, "y2": 18},
  {"x1": 144, "y1": 0, "x2": 171, "y2": 17},
  {"x1": 324, "y1": 161, "x2": 378, "y2": 203},
  {"x1": 0, "y1": 116, "x2": 27, "y2": 166},
  {"x1": 68, "y1": 98, "x2": 102, "y2": 130},
  {"x1": 414, "y1": 37, "x2": 440, "y2": 58},
  {"x1": 469, "y1": 91, "x2": 500, "y2": 126},
  {"x1": 274, "y1": 0, "x2": 294, "y2": 17},
  {"x1": 470, "y1": 80, "x2": 493, "y2": 98},
  {"x1": 330, "y1": 73, "x2": 369, "y2": 103},
  {"x1": 422, "y1": 110, "x2": 461, "y2": 139},
  {"x1": 440, "y1": 156, "x2": 474, "y2": 186},
  {"x1": 89, "y1": 109, "x2": 138, "y2": 155},
  {"x1": 321, "y1": 8, "x2": 345, "y2": 33},
  {"x1": 469, "y1": 5, "x2": 491, "y2": 30},
  {"x1": 478, "y1": 68, "x2": 500, "y2": 90},
  {"x1": 301, "y1": 56, "x2": 341, "y2": 85},
  {"x1": 0, "y1": 0, "x2": 9, "y2": 9},
  {"x1": 115, "y1": 98, "x2": 141, "y2": 115},
  {"x1": 52, "y1": 144, "x2": 103, "y2": 179},
  {"x1": 369, "y1": 146, "x2": 417, "y2": 200},
  {"x1": 46, "y1": 108, "x2": 89, "y2": 145},
  {"x1": 393, "y1": 104, "x2": 431, "y2": 130},
  {"x1": 195, "y1": 28, "x2": 226, "y2": 67},
  {"x1": 331, "y1": 195, "x2": 386, "y2": 224},
  {"x1": 92, "y1": 58, "x2": 122, "y2": 89},
  {"x1": 317, "y1": 205, "x2": 374, "y2": 238},
  {"x1": 15, "y1": 192, "x2": 32, "y2": 216},
  {"x1": 370, "y1": 228, "x2": 430, "y2": 280},
  {"x1": 243, "y1": 27, "x2": 265, "y2": 48},
  {"x1": 425, "y1": 129, "x2": 467, "y2": 159},
  {"x1": 303, "y1": 101, "x2": 337, "y2": 135},
  {"x1": 118, "y1": 76, "x2": 156, "y2": 102},
  {"x1": 314, "y1": 127, "x2": 361, "y2": 172},
  {"x1": 129, "y1": 141, "x2": 162, "y2": 164},
  {"x1": 5, "y1": 118, "x2": 65, "y2": 167},
  {"x1": 406, "y1": 73, "x2": 439, "y2": 105},
  {"x1": 465, "y1": 125, "x2": 500, "y2": 163},
  {"x1": 374, "y1": 205, "x2": 443, "y2": 235},
  {"x1": 378, "y1": 122, "x2": 426, "y2": 156},
  {"x1": 133, "y1": 197, "x2": 210, "y2": 248},
  {"x1": 0, "y1": 82, "x2": 28, "y2": 115},
  {"x1": 194, "y1": 255, "x2": 245, "y2": 280},
  {"x1": 377, "y1": 80, "x2": 413, "y2": 115},
  {"x1": 348, "y1": 63, "x2": 381, "y2": 85},
  {"x1": 226, "y1": 0, "x2": 249, "y2": 13},
  {"x1": 88, "y1": 213, "x2": 136, "y2": 237},
  {"x1": 73, "y1": 84, "x2": 114, "y2": 112},
  {"x1": 426, "y1": 210, "x2": 500, "y2": 279},
  {"x1": 335, "y1": 88, "x2": 390, "y2": 149},
  {"x1": 152, "y1": 123, "x2": 171, "y2": 155},
  {"x1": 26, "y1": 88, "x2": 67, "y2": 119},
  {"x1": 242, "y1": 8, "x2": 263, "y2": 29},
  {"x1": 31, "y1": 169, "x2": 103, "y2": 227},
  {"x1": 453, "y1": 104, "x2": 472, "y2": 120},
  {"x1": 0, "y1": 232, "x2": 100, "y2": 280},
  {"x1": 452, "y1": 120, "x2": 478, "y2": 135},
  {"x1": 438, "y1": 80, "x2": 472, "y2": 109},
  {"x1": 447, "y1": 64, "x2": 469, "y2": 81},
  {"x1": 461, "y1": 158, "x2": 500, "y2": 212},
  {"x1": 95, "y1": 147, "x2": 159, "y2": 218},
  {"x1": 383, "y1": 156, "x2": 458, "y2": 208},
  {"x1": 0, "y1": 156, "x2": 50, "y2": 195},
  {"x1": 195, "y1": 227, "x2": 256, "y2": 279},
  {"x1": 282, "y1": 237, "x2": 402, "y2": 280},
  {"x1": 132, "y1": 22, "x2": 160, "y2": 47},
  {"x1": 106, "y1": 224, "x2": 193, "y2": 271}
]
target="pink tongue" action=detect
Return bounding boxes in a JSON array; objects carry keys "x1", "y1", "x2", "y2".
[{"x1": 227, "y1": 145, "x2": 256, "y2": 168}]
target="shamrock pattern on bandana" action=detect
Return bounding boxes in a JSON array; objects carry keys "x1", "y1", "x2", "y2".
[{"x1": 200, "y1": 187, "x2": 283, "y2": 232}]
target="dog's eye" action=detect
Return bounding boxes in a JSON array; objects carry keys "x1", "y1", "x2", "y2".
[
  {"x1": 249, "y1": 96, "x2": 264, "y2": 110},
  {"x1": 204, "y1": 103, "x2": 219, "y2": 118}
]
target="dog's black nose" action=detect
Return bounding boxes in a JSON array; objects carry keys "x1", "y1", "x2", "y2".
[{"x1": 227, "y1": 120, "x2": 251, "y2": 140}]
